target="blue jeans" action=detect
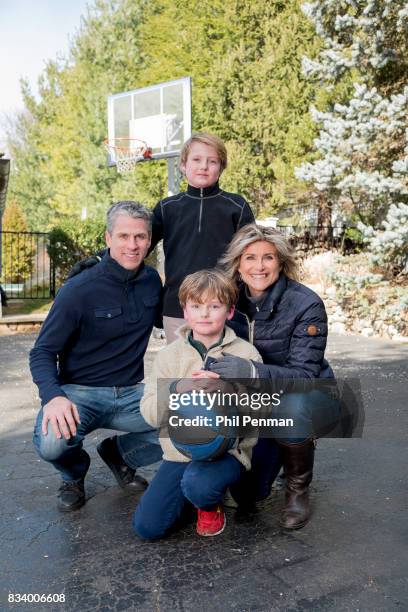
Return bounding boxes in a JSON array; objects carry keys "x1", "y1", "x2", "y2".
[
  {"x1": 133, "y1": 454, "x2": 244, "y2": 540},
  {"x1": 274, "y1": 389, "x2": 341, "y2": 441},
  {"x1": 33, "y1": 383, "x2": 162, "y2": 482}
]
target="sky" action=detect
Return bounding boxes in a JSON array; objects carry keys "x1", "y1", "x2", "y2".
[{"x1": 0, "y1": 0, "x2": 89, "y2": 150}]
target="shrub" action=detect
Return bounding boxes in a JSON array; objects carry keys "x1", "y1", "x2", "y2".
[
  {"x1": 360, "y1": 203, "x2": 408, "y2": 275},
  {"x1": 48, "y1": 218, "x2": 106, "y2": 284},
  {"x1": 1, "y1": 200, "x2": 35, "y2": 283}
]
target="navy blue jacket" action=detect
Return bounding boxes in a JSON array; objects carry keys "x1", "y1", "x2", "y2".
[
  {"x1": 30, "y1": 254, "x2": 162, "y2": 406},
  {"x1": 228, "y1": 274, "x2": 334, "y2": 380},
  {"x1": 150, "y1": 181, "x2": 254, "y2": 317}
]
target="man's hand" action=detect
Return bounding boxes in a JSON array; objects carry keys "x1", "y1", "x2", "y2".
[
  {"x1": 209, "y1": 353, "x2": 254, "y2": 379},
  {"x1": 42, "y1": 396, "x2": 81, "y2": 440}
]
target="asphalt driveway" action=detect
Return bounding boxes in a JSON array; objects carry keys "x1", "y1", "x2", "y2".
[{"x1": 0, "y1": 332, "x2": 407, "y2": 611}]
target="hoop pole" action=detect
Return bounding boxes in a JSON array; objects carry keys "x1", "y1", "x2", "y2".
[
  {"x1": 167, "y1": 157, "x2": 181, "y2": 196},
  {"x1": 167, "y1": 157, "x2": 176, "y2": 197}
]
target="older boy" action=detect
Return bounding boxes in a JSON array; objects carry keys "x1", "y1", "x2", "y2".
[
  {"x1": 133, "y1": 269, "x2": 261, "y2": 540},
  {"x1": 150, "y1": 132, "x2": 255, "y2": 342},
  {"x1": 67, "y1": 133, "x2": 254, "y2": 342}
]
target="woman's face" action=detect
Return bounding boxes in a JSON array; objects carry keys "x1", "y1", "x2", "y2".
[{"x1": 238, "y1": 240, "x2": 282, "y2": 297}]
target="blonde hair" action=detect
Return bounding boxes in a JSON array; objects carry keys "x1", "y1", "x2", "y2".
[
  {"x1": 179, "y1": 269, "x2": 238, "y2": 309},
  {"x1": 180, "y1": 132, "x2": 228, "y2": 172},
  {"x1": 219, "y1": 224, "x2": 299, "y2": 282}
]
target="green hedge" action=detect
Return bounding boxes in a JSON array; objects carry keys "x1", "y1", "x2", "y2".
[
  {"x1": 47, "y1": 219, "x2": 106, "y2": 285},
  {"x1": 47, "y1": 218, "x2": 158, "y2": 286}
]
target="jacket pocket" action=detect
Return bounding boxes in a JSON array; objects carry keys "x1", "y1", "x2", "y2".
[
  {"x1": 128, "y1": 293, "x2": 160, "y2": 324},
  {"x1": 94, "y1": 307, "x2": 122, "y2": 319},
  {"x1": 93, "y1": 306, "x2": 124, "y2": 337}
]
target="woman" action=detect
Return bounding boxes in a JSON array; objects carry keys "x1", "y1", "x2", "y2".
[{"x1": 210, "y1": 224, "x2": 339, "y2": 529}]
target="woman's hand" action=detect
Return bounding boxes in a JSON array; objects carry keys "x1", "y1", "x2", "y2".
[{"x1": 209, "y1": 353, "x2": 254, "y2": 379}]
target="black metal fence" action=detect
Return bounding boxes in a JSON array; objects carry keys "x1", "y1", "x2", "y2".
[
  {"x1": 0, "y1": 231, "x2": 55, "y2": 300},
  {"x1": 0, "y1": 225, "x2": 357, "y2": 302}
]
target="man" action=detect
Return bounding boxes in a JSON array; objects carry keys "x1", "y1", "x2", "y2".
[{"x1": 30, "y1": 201, "x2": 163, "y2": 511}]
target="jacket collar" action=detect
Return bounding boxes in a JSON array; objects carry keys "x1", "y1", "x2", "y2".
[
  {"x1": 100, "y1": 252, "x2": 146, "y2": 283},
  {"x1": 187, "y1": 328, "x2": 225, "y2": 359},
  {"x1": 187, "y1": 181, "x2": 221, "y2": 198},
  {"x1": 237, "y1": 273, "x2": 288, "y2": 320},
  {"x1": 177, "y1": 323, "x2": 237, "y2": 346}
]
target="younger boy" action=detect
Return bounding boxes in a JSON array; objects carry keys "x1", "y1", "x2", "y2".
[
  {"x1": 133, "y1": 269, "x2": 261, "y2": 540},
  {"x1": 150, "y1": 132, "x2": 254, "y2": 342}
]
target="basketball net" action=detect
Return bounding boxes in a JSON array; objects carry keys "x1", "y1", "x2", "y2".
[{"x1": 104, "y1": 138, "x2": 153, "y2": 173}]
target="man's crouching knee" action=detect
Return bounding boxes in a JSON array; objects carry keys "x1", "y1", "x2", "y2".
[{"x1": 34, "y1": 429, "x2": 71, "y2": 462}]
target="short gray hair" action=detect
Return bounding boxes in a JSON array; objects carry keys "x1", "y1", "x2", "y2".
[
  {"x1": 219, "y1": 223, "x2": 299, "y2": 281},
  {"x1": 106, "y1": 201, "x2": 152, "y2": 235}
]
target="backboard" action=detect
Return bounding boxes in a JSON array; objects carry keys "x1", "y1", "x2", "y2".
[{"x1": 107, "y1": 77, "x2": 191, "y2": 166}]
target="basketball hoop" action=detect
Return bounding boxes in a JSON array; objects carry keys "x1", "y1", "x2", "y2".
[{"x1": 104, "y1": 138, "x2": 153, "y2": 173}]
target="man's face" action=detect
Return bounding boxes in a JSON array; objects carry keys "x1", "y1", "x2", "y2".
[
  {"x1": 105, "y1": 215, "x2": 151, "y2": 271},
  {"x1": 180, "y1": 142, "x2": 222, "y2": 189},
  {"x1": 183, "y1": 295, "x2": 234, "y2": 344}
]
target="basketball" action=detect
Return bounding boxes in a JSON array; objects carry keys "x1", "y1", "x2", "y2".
[{"x1": 168, "y1": 391, "x2": 237, "y2": 461}]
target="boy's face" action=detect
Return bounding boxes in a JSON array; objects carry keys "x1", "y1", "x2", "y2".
[
  {"x1": 183, "y1": 295, "x2": 234, "y2": 344},
  {"x1": 181, "y1": 142, "x2": 222, "y2": 189}
]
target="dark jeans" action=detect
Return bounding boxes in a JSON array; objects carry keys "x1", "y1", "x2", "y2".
[
  {"x1": 230, "y1": 438, "x2": 282, "y2": 506},
  {"x1": 133, "y1": 454, "x2": 244, "y2": 540},
  {"x1": 33, "y1": 383, "x2": 162, "y2": 482}
]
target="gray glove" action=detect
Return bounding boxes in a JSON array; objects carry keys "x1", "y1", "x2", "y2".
[{"x1": 209, "y1": 353, "x2": 256, "y2": 379}]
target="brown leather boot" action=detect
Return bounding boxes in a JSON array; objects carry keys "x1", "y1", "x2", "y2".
[{"x1": 277, "y1": 439, "x2": 315, "y2": 529}]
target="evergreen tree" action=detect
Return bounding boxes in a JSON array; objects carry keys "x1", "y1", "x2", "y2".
[
  {"x1": 361, "y1": 202, "x2": 408, "y2": 275},
  {"x1": 296, "y1": 0, "x2": 408, "y2": 227},
  {"x1": 7, "y1": 0, "x2": 323, "y2": 227},
  {"x1": 200, "y1": 0, "x2": 322, "y2": 215},
  {"x1": 1, "y1": 200, "x2": 35, "y2": 283}
]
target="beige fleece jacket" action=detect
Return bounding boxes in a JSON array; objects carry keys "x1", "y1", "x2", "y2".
[{"x1": 141, "y1": 325, "x2": 262, "y2": 469}]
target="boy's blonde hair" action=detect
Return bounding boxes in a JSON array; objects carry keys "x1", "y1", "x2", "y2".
[
  {"x1": 180, "y1": 132, "x2": 228, "y2": 172},
  {"x1": 179, "y1": 269, "x2": 238, "y2": 309}
]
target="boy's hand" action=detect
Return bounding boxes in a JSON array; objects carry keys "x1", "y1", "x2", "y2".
[
  {"x1": 175, "y1": 371, "x2": 220, "y2": 394},
  {"x1": 66, "y1": 249, "x2": 106, "y2": 279},
  {"x1": 191, "y1": 370, "x2": 220, "y2": 380},
  {"x1": 209, "y1": 354, "x2": 254, "y2": 379},
  {"x1": 193, "y1": 370, "x2": 235, "y2": 394}
]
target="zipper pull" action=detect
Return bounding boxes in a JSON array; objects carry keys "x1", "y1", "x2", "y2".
[{"x1": 198, "y1": 188, "x2": 204, "y2": 232}]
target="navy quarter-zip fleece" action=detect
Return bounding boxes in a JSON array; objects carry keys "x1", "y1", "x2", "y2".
[
  {"x1": 29, "y1": 253, "x2": 162, "y2": 406},
  {"x1": 150, "y1": 181, "x2": 254, "y2": 317}
]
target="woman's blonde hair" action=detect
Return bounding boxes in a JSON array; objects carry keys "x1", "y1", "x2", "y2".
[
  {"x1": 219, "y1": 224, "x2": 299, "y2": 282},
  {"x1": 179, "y1": 269, "x2": 238, "y2": 309},
  {"x1": 180, "y1": 132, "x2": 228, "y2": 172}
]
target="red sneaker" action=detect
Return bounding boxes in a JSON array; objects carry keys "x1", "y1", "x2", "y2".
[{"x1": 196, "y1": 505, "x2": 226, "y2": 537}]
